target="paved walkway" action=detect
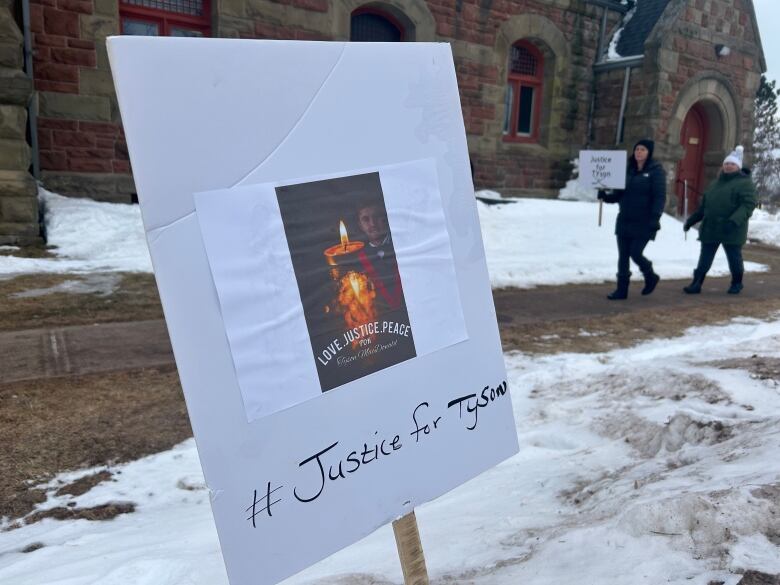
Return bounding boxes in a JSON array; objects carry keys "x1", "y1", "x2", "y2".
[
  {"x1": 0, "y1": 320, "x2": 173, "y2": 384},
  {"x1": 2, "y1": 244, "x2": 779, "y2": 384},
  {"x1": 494, "y1": 243, "x2": 780, "y2": 324}
]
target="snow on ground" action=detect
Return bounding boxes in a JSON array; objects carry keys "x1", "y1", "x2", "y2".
[
  {"x1": 749, "y1": 208, "x2": 780, "y2": 247},
  {"x1": 477, "y1": 195, "x2": 767, "y2": 288},
  {"x1": 2, "y1": 317, "x2": 779, "y2": 584},
  {"x1": 0, "y1": 187, "x2": 772, "y2": 289},
  {"x1": 0, "y1": 188, "x2": 151, "y2": 277}
]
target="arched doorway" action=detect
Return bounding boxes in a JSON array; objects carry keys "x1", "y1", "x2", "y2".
[
  {"x1": 350, "y1": 7, "x2": 405, "y2": 41},
  {"x1": 676, "y1": 103, "x2": 708, "y2": 215}
]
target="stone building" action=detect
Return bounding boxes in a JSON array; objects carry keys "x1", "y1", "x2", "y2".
[{"x1": 0, "y1": 0, "x2": 766, "y2": 243}]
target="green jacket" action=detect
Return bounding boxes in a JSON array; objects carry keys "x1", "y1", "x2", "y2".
[{"x1": 687, "y1": 170, "x2": 757, "y2": 246}]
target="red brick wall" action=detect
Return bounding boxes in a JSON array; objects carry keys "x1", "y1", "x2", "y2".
[
  {"x1": 29, "y1": 0, "x2": 129, "y2": 178},
  {"x1": 37, "y1": 119, "x2": 129, "y2": 174}
]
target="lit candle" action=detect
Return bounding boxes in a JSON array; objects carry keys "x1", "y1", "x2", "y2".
[{"x1": 324, "y1": 220, "x2": 364, "y2": 266}]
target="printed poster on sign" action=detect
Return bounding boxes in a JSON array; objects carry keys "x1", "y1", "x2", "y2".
[
  {"x1": 578, "y1": 150, "x2": 627, "y2": 190},
  {"x1": 276, "y1": 172, "x2": 416, "y2": 391},
  {"x1": 194, "y1": 158, "x2": 470, "y2": 422}
]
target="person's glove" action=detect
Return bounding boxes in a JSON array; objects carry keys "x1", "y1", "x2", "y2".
[
  {"x1": 724, "y1": 220, "x2": 738, "y2": 233},
  {"x1": 683, "y1": 218, "x2": 694, "y2": 232},
  {"x1": 597, "y1": 190, "x2": 606, "y2": 201}
]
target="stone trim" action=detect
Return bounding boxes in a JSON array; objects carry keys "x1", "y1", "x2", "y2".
[{"x1": 666, "y1": 71, "x2": 739, "y2": 154}]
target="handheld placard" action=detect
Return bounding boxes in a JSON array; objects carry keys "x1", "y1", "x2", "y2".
[{"x1": 578, "y1": 150, "x2": 628, "y2": 227}]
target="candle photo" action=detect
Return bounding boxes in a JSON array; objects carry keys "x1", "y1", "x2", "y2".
[{"x1": 276, "y1": 171, "x2": 416, "y2": 392}]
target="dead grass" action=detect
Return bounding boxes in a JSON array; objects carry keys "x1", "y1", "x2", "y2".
[{"x1": 0, "y1": 365, "x2": 190, "y2": 523}]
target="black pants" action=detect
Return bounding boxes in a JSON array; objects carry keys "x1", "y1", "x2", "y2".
[
  {"x1": 695, "y1": 242, "x2": 744, "y2": 277},
  {"x1": 617, "y1": 235, "x2": 652, "y2": 276}
]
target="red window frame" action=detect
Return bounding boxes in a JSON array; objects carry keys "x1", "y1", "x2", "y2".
[
  {"x1": 350, "y1": 6, "x2": 406, "y2": 42},
  {"x1": 119, "y1": 0, "x2": 212, "y2": 37},
  {"x1": 503, "y1": 40, "x2": 544, "y2": 143}
]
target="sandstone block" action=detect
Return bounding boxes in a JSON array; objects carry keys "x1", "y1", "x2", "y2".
[
  {"x1": 1, "y1": 195, "x2": 38, "y2": 223},
  {"x1": 39, "y1": 91, "x2": 111, "y2": 121},
  {"x1": 0, "y1": 170, "x2": 36, "y2": 197},
  {"x1": 0, "y1": 138, "x2": 31, "y2": 170},
  {"x1": 0, "y1": 105, "x2": 26, "y2": 139}
]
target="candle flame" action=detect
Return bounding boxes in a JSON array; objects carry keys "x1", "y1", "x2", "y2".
[
  {"x1": 337, "y1": 271, "x2": 377, "y2": 350},
  {"x1": 339, "y1": 221, "x2": 348, "y2": 250},
  {"x1": 349, "y1": 272, "x2": 361, "y2": 297}
]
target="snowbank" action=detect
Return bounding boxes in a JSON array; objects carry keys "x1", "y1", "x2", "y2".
[
  {"x1": 0, "y1": 187, "x2": 770, "y2": 289},
  {"x1": 0, "y1": 188, "x2": 152, "y2": 277},
  {"x1": 477, "y1": 197, "x2": 766, "y2": 288},
  {"x1": 555, "y1": 160, "x2": 598, "y2": 203},
  {"x1": 749, "y1": 208, "x2": 780, "y2": 247},
  {"x1": 3, "y1": 317, "x2": 780, "y2": 584}
]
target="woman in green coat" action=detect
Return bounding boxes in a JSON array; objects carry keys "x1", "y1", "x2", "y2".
[{"x1": 683, "y1": 146, "x2": 757, "y2": 294}]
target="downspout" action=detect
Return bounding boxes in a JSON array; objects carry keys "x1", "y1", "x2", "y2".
[
  {"x1": 586, "y1": 6, "x2": 609, "y2": 145},
  {"x1": 615, "y1": 65, "x2": 631, "y2": 145},
  {"x1": 21, "y1": 0, "x2": 40, "y2": 179}
]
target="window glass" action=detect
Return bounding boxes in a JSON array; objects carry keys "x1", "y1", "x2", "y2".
[
  {"x1": 123, "y1": 0, "x2": 204, "y2": 16},
  {"x1": 517, "y1": 86, "x2": 535, "y2": 135},
  {"x1": 122, "y1": 18, "x2": 160, "y2": 35},
  {"x1": 351, "y1": 12, "x2": 402, "y2": 42},
  {"x1": 170, "y1": 27, "x2": 204, "y2": 36},
  {"x1": 510, "y1": 45, "x2": 537, "y2": 76}
]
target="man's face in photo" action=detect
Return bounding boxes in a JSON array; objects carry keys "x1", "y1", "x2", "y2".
[{"x1": 357, "y1": 204, "x2": 388, "y2": 246}]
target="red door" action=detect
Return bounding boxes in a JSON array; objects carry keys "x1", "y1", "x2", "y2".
[{"x1": 676, "y1": 104, "x2": 707, "y2": 215}]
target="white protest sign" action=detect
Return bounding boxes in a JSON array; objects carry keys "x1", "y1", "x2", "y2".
[
  {"x1": 108, "y1": 38, "x2": 519, "y2": 585},
  {"x1": 578, "y1": 150, "x2": 627, "y2": 190}
]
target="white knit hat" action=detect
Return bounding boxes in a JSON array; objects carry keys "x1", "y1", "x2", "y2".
[{"x1": 723, "y1": 145, "x2": 744, "y2": 167}]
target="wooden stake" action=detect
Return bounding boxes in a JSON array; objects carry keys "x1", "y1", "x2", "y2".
[
  {"x1": 392, "y1": 511, "x2": 430, "y2": 585},
  {"x1": 598, "y1": 199, "x2": 603, "y2": 227}
]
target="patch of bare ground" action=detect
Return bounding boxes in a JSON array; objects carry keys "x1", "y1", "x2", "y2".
[
  {"x1": 55, "y1": 470, "x2": 114, "y2": 497},
  {"x1": 707, "y1": 355, "x2": 780, "y2": 382},
  {"x1": 499, "y1": 298, "x2": 780, "y2": 355},
  {"x1": 0, "y1": 365, "x2": 190, "y2": 524},
  {"x1": 0, "y1": 244, "x2": 55, "y2": 260},
  {"x1": 0, "y1": 272, "x2": 162, "y2": 332},
  {"x1": 736, "y1": 571, "x2": 780, "y2": 585},
  {"x1": 24, "y1": 502, "x2": 136, "y2": 525}
]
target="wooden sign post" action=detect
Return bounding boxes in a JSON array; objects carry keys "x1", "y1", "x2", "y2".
[
  {"x1": 684, "y1": 180, "x2": 689, "y2": 241},
  {"x1": 393, "y1": 511, "x2": 430, "y2": 585}
]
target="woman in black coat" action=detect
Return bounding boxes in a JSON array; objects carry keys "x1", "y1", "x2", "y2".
[{"x1": 598, "y1": 139, "x2": 667, "y2": 300}]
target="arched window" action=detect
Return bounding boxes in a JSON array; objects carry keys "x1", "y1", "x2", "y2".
[
  {"x1": 503, "y1": 41, "x2": 544, "y2": 142},
  {"x1": 120, "y1": 0, "x2": 211, "y2": 37},
  {"x1": 350, "y1": 8, "x2": 404, "y2": 42}
]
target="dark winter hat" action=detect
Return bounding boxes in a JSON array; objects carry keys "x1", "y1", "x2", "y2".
[{"x1": 633, "y1": 139, "x2": 655, "y2": 159}]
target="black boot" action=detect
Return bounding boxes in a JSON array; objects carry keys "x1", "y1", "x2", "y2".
[
  {"x1": 640, "y1": 263, "x2": 660, "y2": 296},
  {"x1": 727, "y1": 272, "x2": 743, "y2": 294},
  {"x1": 607, "y1": 272, "x2": 630, "y2": 300},
  {"x1": 683, "y1": 270, "x2": 706, "y2": 294}
]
